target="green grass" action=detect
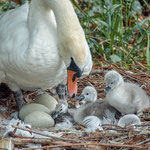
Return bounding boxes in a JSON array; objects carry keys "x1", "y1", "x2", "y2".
[
  {"x1": 71, "y1": 0, "x2": 150, "y2": 70},
  {"x1": 0, "y1": 0, "x2": 150, "y2": 70}
]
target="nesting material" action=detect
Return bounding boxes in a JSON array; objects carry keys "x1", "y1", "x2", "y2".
[
  {"x1": 34, "y1": 93, "x2": 58, "y2": 114},
  {"x1": 104, "y1": 70, "x2": 150, "y2": 114},
  {"x1": 4, "y1": 119, "x2": 33, "y2": 137},
  {"x1": 24, "y1": 111, "x2": 54, "y2": 128},
  {"x1": 19, "y1": 103, "x2": 50, "y2": 121}
]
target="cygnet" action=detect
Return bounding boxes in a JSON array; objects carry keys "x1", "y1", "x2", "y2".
[
  {"x1": 19, "y1": 103, "x2": 50, "y2": 121},
  {"x1": 24, "y1": 111, "x2": 54, "y2": 128},
  {"x1": 34, "y1": 93, "x2": 58, "y2": 114},
  {"x1": 73, "y1": 86, "x2": 120, "y2": 130},
  {"x1": 104, "y1": 70, "x2": 150, "y2": 114}
]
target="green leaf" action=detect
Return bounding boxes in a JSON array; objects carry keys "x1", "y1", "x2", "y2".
[
  {"x1": 71, "y1": 0, "x2": 83, "y2": 13},
  {"x1": 133, "y1": 16, "x2": 150, "y2": 31},
  {"x1": 110, "y1": 54, "x2": 122, "y2": 63},
  {"x1": 146, "y1": 34, "x2": 150, "y2": 66}
]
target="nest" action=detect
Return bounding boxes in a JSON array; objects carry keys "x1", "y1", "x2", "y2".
[{"x1": 0, "y1": 67, "x2": 150, "y2": 150}]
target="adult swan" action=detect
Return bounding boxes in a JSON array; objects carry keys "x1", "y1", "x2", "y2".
[{"x1": 0, "y1": 0, "x2": 92, "y2": 110}]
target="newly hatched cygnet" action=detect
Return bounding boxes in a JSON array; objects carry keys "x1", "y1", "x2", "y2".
[
  {"x1": 104, "y1": 70, "x2": 150, "y2": 114},
  {"x1": 73, "y1": 86, "x2": 120, "y2": 131},
  {"x1": 34, "y1": 93, "x2": 58, "y2": 114}
]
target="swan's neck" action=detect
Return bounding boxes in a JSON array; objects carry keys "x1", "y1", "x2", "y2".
[
  {"x1": 48, "y1": 0, "x2": 83, "y2": 35},
  {"x1": 27, "y1": 0, "x2": 86, "y2": 67},
  {"x1": 28, "y1": 0, "x2": 82, "y2": 37}
]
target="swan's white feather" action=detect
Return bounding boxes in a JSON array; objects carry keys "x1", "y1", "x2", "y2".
[{"x1": 0, "y1": 0, "x2": 92, "y2": 91}]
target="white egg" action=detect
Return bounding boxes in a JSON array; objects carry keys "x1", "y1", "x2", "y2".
[
  {"x1": 34, "y1": 93, "x2": 58, "y2": 114},
  {"x1": 19, "y1": 103, "x2": 50, "y2": 121},
  {"x1": 24, "y1": 111, "x2": 54, "y2": 128}
]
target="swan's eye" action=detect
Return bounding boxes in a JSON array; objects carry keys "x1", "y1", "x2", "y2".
[
  {"x1": 111, "y1": 82, "x2": 113, "y2": 85},
  {"x1": 86, "y1": 93, "x2": 89, "y2": 95}
]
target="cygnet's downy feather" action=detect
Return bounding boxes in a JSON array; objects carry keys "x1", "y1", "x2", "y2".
[
  {"x1": 73, "y1": 86, "x2": 120, "y2": 125},
  {"x1": 104, "y1": 70, "x2": 150, "y2": 114},
  {"x1": 82, "y1": 116, "x2": 103, "y2": 132},
  {"x1": 117, "y1": 114, "x2": 141, "y2": 127}
]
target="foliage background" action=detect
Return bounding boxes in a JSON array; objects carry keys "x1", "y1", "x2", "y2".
[{"x1": 0, "y1": 0, "x2": 150, "y2": 71}]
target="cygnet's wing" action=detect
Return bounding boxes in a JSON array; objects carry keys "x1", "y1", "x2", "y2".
[
  {"x1": 83, "y1": 99, "x2": 120, "y2": 123},
  {"x1": 83, "y1": 100, "x2": 107, "y2": 119},
  {"x1": 124, "y1": 83, "x2": 150, "y2": 112}
]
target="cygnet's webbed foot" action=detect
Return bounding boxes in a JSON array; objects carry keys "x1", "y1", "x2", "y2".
[
  {"x1": 52, "y1": 99, "x2": 68, "y2": 119},
  {"x1": 52, "y1": 84, "x2": 68, "y2": 119},
  {"x1": 13, "y1": 89, "x2": 26, "y2": 111},
  {"x1": 82, "y1": 116, "x2": 103, "y2": 133}
]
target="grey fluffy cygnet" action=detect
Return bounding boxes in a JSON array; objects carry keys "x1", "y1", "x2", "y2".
[
  {"x1": 104, "y1": 70, "x2": 150, "y2": 114},
  {"x1": 73, "y1": 86, "x2": 120, "y2": 131}
]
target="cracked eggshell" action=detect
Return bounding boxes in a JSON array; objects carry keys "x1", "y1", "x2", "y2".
[
  {"x1": 19, "y1": 103, "x2": 50, "y2": 121},
  {"x1": 34, "y1": 93, "x2": 58, "y2": 114},
  {"x1": 24, "y1": 111, "x2": 54, "y2": 128}
]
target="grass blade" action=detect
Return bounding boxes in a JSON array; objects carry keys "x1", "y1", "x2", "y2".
[{"x1": 146, "y1": 34, "x2": 150, "y2": 66}]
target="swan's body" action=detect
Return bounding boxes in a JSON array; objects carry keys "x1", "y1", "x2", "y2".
[
  {"x1": 104, "y1": 70, "x2": 150, "y2": 114},
  {"x1": 0, "y1": 0, "x2": 92, "y2": 108}
]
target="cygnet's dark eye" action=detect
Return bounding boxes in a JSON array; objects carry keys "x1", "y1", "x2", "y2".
[
  {"x1": 111, "y1": 82, "x2": 114, "y2": 84},
  {"x1": 86, "y1": 93, "x2": 89, "y2": 95}
]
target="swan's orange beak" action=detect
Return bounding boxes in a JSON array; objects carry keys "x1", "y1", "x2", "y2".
[{"x1": 67, "y1": 70, "x2": 78, "y2": 97}]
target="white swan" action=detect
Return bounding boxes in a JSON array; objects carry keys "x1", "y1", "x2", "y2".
[
  {"x1": 104, "y1": 70, "x2": 149, "y2": 114},
  {"x1": 0, "y1": 0, "x2": 92, "y2": 109}
]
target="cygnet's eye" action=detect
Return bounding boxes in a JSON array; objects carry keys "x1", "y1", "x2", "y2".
[
  {"x1": 86, "y1": 93, "x2": 89, "y2": 95},
  {"x1": 111, "y1": 82, "x2": 114, "y2": 85}
]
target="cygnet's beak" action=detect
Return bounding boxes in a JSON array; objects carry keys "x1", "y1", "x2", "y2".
[
  {"x1": 105, "y1": 86, "x2": 111, "y2": 95},
  {"x1": 77, "y1": 94, "x2": 85, "y2": 101},
  {"x1": 67, "y1": 58, "x2": 82, "y2": 98},
  {"x1": 51, "y1": 111, "x2": 59, "y2": 119}
]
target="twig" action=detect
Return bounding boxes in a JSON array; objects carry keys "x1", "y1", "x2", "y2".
[
  {"x1": 136, "y1": 138, "x2": 150, "y2": 145},
  {"x1": 16, "y1": 142, "x2": 144, "y2": 150},
  {"x1": 10, "y1": 137, "x2": 53, "y2": 146},
  {"x1": 11, "y1": 125, "x2": 80, "y2": 142},
  {"x1": 91, "y1": 69, "x2": 103, "y2": 74},
  {"x1": 121, "y1": 71, "x2": 150, "y2": 86}
]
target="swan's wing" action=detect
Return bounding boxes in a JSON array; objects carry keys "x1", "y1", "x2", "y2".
[{"x1": 0, "y1": 4, "x2": 29, "y2": 56}]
